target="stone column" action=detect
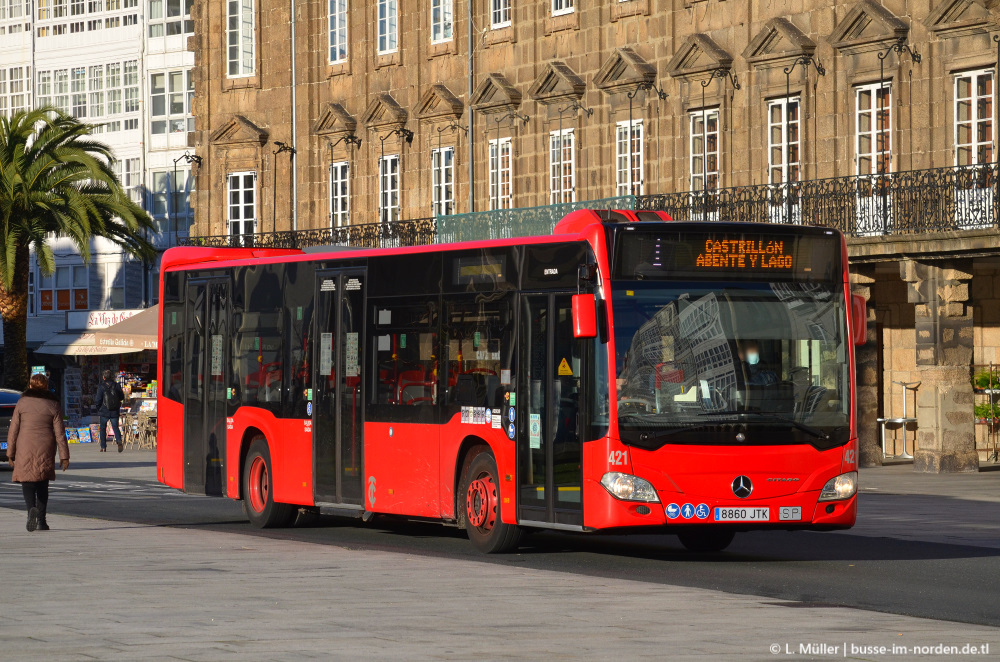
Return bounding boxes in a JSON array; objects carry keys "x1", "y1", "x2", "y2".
[
  {"x1": 900, "y1": 259, "x2": 979, "y2": 473},
  {"x1": 851, "y1": 269, "x2": 882, "y2": 467}
]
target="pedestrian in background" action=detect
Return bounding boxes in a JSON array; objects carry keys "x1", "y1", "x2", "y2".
[
  {"x1": 7, "y1": 373, "x2": 70, "y2": 532},
  {"x1": 94, "y1": 369, "x2": 125, "y2": 453}
]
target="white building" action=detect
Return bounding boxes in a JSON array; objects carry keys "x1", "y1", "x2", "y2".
[{"x1": 0, "y1": 0, "x2": 195, "y2": 350}]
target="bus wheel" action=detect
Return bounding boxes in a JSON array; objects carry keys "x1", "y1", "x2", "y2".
[
  {"x1": 243, "y1": 437, "x2": 296, "y2": 528},
  {"x1": 677, "y1": 529, "x2": 736, "y2": 553},
  {"x1": 460, "y1": 450, "x2": 521, "y2": 554}
]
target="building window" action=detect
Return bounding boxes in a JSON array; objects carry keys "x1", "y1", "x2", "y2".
[
  {"x1": 106, "y1": 263, "x2": 124, "y2": 308},
  {"x1": 491, "y1": 0, "x2": 510, "y2": 28},
  {"x1": 378, "y1": 154, "x2": 399, "y2": 223},
  {"x1": 2, "y1": 67, "x2": 29, "y2": 115},
  {"x1": 88, "y1": 65, "x2": 103, "y2": 117},
  {"x1": 150, "y1": 169, "x2": 193, "y2": 234},
  {"x1": 377, "y1": 0, "x2": 397, "y2": 54},
  {"x1": 38, "y1": 0, "x2": 51, "y2": 20},
  {"x1": 38, "y1": 265, "x2": 88, "y2": 312},
  {"x1": 329, "y1": 161, "x2": 349, "y2": 227},
  {"x1": 106, "y1": 63, "x2": 121, "y2": 115},
  {"x1": 87, "y1": 0, "x2": 102, "y2": 11},
  {"x1": 123, "y1": 60, "x2": 139, "y2": 113},
  {"x1": 35, "y1": 71, "x2": 52, "y2": 110},
  {"x1": 431, "y1": 0, "x2": 452, "y2": 43},
  {"x1": 767, "y1": 96, "x2": 800, "y2": 185},
  {"x1": 150, "y1": 69, "x2": 193, "y2": 134},
  {"x1": 70, "y1": 0, "x2": 83, "y2": 13},
  {"x1": 328, "y1": 0, "x2": 347, "y2": 63},
  {"x1": 689, "y1": 108, "x2": 719, "y2": 193},
  {"x1": 71, "y1": 67, "x2": 86, "y2": 118},
  {"x1": 489, "y1": 136, "x2": 512, "y2": 210},
  {"x1": 955, "y1": 69, "x2": 993, "y2": 167},
  {"x1": 228, "y1": 171, "x2": 257, "y2": 237},
  {"x1": 855, "y1": 82, "x2": 891, "y2": 176},
  {"x1": 227, "y1": 0, "x2": 255, "y2": 78},
  {"x1": 54, "y1": 69, "x2": 69, "y2": 113},
  {"x1": 114, "y1": 157, "x2": 142, "y2": 204},
  {"x1": 148, "y1": 0, "x2": 193, "y2": 37},
  {"x1": 552, "y1": 0, "x2": 573, "y2": 17},
  {"x1": 615, "y1": 119, "x2": 643, "y2": 196},
  {"x1": 549, "y1": 129, "x2": 575, "y2": 204},
  {"x1": 431, "y1": 146, "x2": 454, "y2": 216}
]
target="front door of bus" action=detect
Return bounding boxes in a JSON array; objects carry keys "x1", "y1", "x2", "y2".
[
  {"x1": 182, "y1": 278, "x2": 229, "y2": 496},
  {"x1": 518, "y1": 294, "x2": 583, "y2": 526},
  {"x1": 313, "y1": 269, "x2": 366, "y2": 506}
]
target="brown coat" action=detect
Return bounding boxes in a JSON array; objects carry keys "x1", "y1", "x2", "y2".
[{"x1": 7, "y1": 389, "x2": 68, "y2": 483}]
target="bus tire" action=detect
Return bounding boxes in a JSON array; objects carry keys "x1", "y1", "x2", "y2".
[
  {"x1": 460, "y1": 450, "x2": 521, "y2": 554},
  {"x1": 242, "y1": 437, "x2": 296, "y2": 529},
  {"x1": 677, "y1": 528, "x2": 736, "y2": 553}
]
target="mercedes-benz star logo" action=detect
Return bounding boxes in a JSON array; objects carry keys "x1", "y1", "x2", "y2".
[{"x1": 732, "y1": 475, "x2": 753, "y2": 499}]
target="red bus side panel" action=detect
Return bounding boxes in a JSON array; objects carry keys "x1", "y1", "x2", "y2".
[
  {"x1": 364, "y1": 422, "x2": 440, "y2": 517},
  {"x1": 437, "y1": 414, "x2": 517, "y2": 525},
  {"x1": 226, "y1": 408, "x2": 314, "y2": 506},
  {"x1": 156, "y1": 397, "x2": 185, "y2": 489}
]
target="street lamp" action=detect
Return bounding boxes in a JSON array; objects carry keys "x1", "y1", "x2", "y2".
[
  {"x1": 625, "y1": 82, "x2": 668, "y2": 197},
  {"x1": 699, "y1": 68, "x2": 740, "y2": 218},
  {"x1": 171, "y1": 152, "x2": 202, "y2": 235},
  {"x1": 489, "y1": 112, "x2": 527, "y2": 211},
  {"x1": 556, "y1": 101, "x2": 593, "y2": 204},
  {"x1": 272, "y1": 141, "x2": 295, "y2": 235},
  {"x1": 782, "y1": 55, "x2": 826, "y2": 224},
  {"x1": 876, "y1": 37, "x2": 921, "y2": 234}
]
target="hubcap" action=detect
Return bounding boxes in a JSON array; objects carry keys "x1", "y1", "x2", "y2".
[
  {"x1": 466, "y1": 474, "x2": 497, "y2": 531},
  {"x1": 248, "y1": 456, "x2": 268, "y2": 513}
]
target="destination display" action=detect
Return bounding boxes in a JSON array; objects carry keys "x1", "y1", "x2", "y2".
[{"x1": 612, "y1": 227, "x2": 841, "y2": 281}]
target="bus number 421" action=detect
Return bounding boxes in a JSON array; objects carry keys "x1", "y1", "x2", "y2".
[{"x1": 609, "y1": 450, "x2": 628, "y2": 466}]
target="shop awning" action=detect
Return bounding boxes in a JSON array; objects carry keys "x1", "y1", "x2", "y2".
[
  {"x1": 34, "y1": 331, "x2": 144, "y2": 355},
  {"x1": 92, "y1": 305, "x2": 159, "y2": 352}
]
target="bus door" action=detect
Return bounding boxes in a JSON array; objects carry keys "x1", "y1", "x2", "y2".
[
  {"x1": 182, "y1": 277, "x2": 229, "y2": 496},
  {"x1": 517, "y1": 294, "x2": 584, "y2": 527},
  {"x1": 313, "y1": 269, "x2": 366, "y2": 506}
]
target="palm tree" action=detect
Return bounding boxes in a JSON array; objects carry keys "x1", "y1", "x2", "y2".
[{"x1": 0, "y1": 107, "x2": 154, "y2": 390}]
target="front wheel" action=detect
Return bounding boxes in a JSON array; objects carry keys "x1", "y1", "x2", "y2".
[
  {"x1": 242, "y1": 437, "x2": 296, "y2": 528},
  {"x1": 677, "y1": 529, "x2": 736, "y2": 553},
  {"x1": 459, "y1": 449, "x2": 521, "y2": 554}
]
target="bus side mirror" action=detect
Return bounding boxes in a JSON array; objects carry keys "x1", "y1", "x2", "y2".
[
  {"x1": 572, "y1": 294, "x2": 597, "y2": 339},
  {"x1": 851, "y1": 294, "x2": 867, "y2": 346}
]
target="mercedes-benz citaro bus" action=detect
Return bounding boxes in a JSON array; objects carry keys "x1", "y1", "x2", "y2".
[{"x1": 156, "y1": 209, "x2": 865, "y2": 553}]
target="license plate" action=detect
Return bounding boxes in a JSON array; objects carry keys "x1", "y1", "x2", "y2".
[
  {"x1": 714, "y1": 506, "x2": 769, "y2": 521},
  {"x1": 778, "y1": 506, "x2": 802, "y2": 521}
]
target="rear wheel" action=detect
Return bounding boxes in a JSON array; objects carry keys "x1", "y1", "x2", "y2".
[
  {"x1": 242, "y1": 437, "x2": 296, "y2": 528},
  {"x1": 459, "y1": 449, "x2": 521, "y2": 554},
  {"x1": 677, "y1": 529, "x2": 736, "y2": 553}
]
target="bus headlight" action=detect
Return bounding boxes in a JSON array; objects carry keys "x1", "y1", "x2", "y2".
[
  {"x1": 818, "y1": 471, "x2": 857, "y2": 501},
  {"x1": 600, "y1": 472, "x2": 660, "y2": 503}
]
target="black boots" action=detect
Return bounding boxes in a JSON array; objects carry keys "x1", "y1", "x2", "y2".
[{"x1": 26, "y1": 506, "x2": 49, "y2": 531}]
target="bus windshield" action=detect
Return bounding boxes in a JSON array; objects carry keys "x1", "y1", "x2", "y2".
[{"x1": 610, "y1": 280, "x2": 851, "y2": 450}]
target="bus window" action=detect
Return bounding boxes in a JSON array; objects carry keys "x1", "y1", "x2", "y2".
[
  {"x1": 371, "y1": 301, "x2": 439, "y2": 410},
  {"x1": 233, "y1": 311, "x2": 283, "y2": 409},
  {"x1": 444, "y1": 297, "x2": 514, "y2": 411}
]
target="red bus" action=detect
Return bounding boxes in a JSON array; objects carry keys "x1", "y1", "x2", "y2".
[{"x1": 157, "y1": 210, "x2": 865, "y2": 553}]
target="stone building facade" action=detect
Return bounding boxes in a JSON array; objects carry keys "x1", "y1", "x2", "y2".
[{"x1": 190, "y1": 0, "x2": 1000, "y2": 472}]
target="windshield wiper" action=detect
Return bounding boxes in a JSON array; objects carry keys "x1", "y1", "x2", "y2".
[{"x1": 698, "y1": 410, "x2": 829, "y2": 440}]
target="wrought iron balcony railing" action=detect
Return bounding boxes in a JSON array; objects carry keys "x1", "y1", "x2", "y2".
[
  {"x1": 181, "y1": 217, "x2": 436, "y2": 250},
  {"x1": 637, "y1": 162, "x2": 999, "y2": 237},
  {"x1": 183, "y1": 163, "x2": 1000, "y2": 251}
]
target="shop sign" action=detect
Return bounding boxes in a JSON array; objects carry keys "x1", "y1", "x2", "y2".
[{"x1": 67, "y1": 309, "x2": 143, "y2": 330}]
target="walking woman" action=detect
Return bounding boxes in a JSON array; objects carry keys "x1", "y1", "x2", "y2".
[{"x1": 6, "y1": 373, "x2": 70, "y2": 531}]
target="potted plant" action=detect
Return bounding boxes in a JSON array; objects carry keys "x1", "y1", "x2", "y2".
[
  {"x1": 974, "y1": 402, "x2": 1000, "y2": 431},
  {"x1": 973, "y1": 369, "x2": 1000, "y2": 392}
]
